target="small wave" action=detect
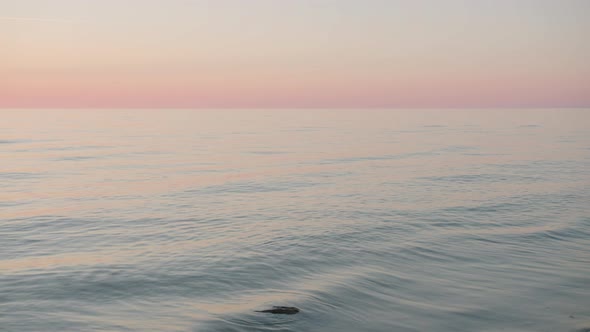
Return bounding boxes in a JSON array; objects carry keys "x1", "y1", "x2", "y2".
[
  {"x1": 420, "y1": 173, "x2": 540, "y2": 184},
  {"x1": 246, "y1": 151, "x2": 290, "y2": 155},
  {"x1": 0, "y1": 172, "x2": 43, "y2": 180},
  {"x1": 53, "y1": 155, "x2": 99, "y2": 161},
  {"x1": 316, "y1": 151, "x2": 434, "y2": 165},
  {"x1": 184, "y1": 179, "x2": 322, "y2": 195},
  {"x1": 0, "y1": 139, "x2": 31, "y2": 144}
]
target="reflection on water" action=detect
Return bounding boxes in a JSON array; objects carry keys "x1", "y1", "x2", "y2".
[{"x1": 1, "y1": 109, "x2": 589, "y2": 331}]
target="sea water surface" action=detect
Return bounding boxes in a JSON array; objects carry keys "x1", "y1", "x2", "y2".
[{"x1": 1, "y1": 109, "x2": 589, "y2": 332}]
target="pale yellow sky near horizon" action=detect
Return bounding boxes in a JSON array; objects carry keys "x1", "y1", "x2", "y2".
[{"x1": 1, "y1": 0, "x2": 589, "y2": 108}]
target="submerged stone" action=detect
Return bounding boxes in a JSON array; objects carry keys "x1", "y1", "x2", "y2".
[{"x1": 255, "y1": 306, "x2": 300, "y2": 315}]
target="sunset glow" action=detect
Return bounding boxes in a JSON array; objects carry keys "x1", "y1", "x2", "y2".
[{"x1": 2, "y1": 0, "x2": 589, "y2": 108}]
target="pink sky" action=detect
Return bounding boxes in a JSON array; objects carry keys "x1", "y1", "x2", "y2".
[{"x1": 1, "y1": 0, "x2": 589, "y2": 108}]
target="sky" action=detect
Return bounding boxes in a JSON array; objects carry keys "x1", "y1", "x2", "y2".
[{"x1": 1, "y1": 0, "x2": 589, "y2": 108}]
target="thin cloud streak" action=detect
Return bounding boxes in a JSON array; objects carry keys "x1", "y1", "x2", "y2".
[{"x1": 0, "y1": 16, "x2": 76, "y2": 23}]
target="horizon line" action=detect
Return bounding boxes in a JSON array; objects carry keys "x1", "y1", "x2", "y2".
[{"x1": 1, "y1": 106, "x2": 588, "y2": 111}]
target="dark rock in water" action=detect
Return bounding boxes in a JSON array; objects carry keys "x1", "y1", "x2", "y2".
[{"x1": 255, "y1": 306, "x2": 300, "y2": 315}]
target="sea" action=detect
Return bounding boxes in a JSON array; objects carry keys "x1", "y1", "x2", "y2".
[{"x1": 1, "y1": 109, "x2": 589, "y2": 332}]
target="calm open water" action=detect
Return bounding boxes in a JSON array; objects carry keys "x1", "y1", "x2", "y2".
[{"x1": 1, "y1": 109, "x2": 589, "y2": 332}]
